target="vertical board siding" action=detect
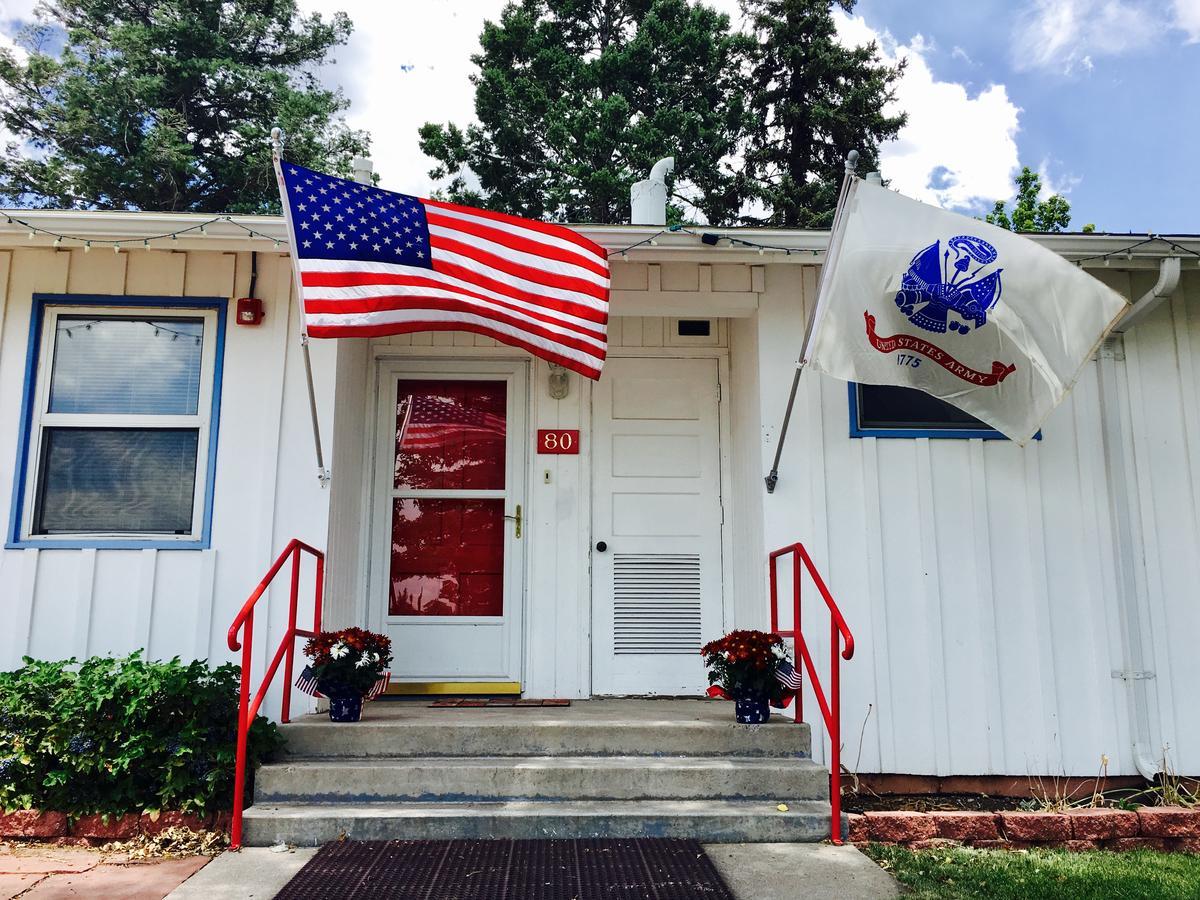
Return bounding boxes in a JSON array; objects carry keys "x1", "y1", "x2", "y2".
[
  {"x1": 0, "y1": 248, "x2": 330, "y2": 723},
  {"x1": 756, "y1": 262, "x2": 1199, "y2": 776},
  {"x1": 0, "y1": 240, "x2": 1196, "y2": 780}
]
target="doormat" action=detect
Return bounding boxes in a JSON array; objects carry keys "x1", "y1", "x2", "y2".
[
  {"x1": 429, "y1": 698, "x2": 572, "y2": 708},
  {"x1": 274, "y1": 838, "x2": 736, "y2": 900}
]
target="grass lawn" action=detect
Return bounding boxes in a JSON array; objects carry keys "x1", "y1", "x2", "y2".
[{"x1": 862, "y1": 844, "x2": 1200, "y2": 899}]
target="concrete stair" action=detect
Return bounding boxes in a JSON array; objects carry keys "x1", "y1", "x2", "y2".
[{"x1": 243, "y1": 699, "x2": 840, "y2": 846}]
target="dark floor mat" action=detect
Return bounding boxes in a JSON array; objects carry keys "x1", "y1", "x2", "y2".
[{"x1": 273, "y1": 838, "x2": 736, "y2": 900}]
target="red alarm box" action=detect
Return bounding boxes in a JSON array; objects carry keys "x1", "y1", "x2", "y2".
[{"x1": 236, "y1": 297, "x2": 264, "y2": 325}]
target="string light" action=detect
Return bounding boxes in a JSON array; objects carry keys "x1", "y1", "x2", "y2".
[{"x1": 0, "y1": 213, "x2": 285, "y2": 249}]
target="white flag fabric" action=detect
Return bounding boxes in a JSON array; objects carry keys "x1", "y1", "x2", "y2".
[{"x1": 803, "y1": 178, "x2": 1129, "y2": 444}]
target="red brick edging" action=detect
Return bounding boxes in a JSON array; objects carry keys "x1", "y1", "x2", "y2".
[
  {"x1": 849, "y1": 807, "x2": 1200, "y2": 853},
  {"x1": 0, "y1": 809, "x2": 231, "y2": 841}
]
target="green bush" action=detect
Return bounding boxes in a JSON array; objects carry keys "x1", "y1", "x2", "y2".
[{"x1": 0, "y1": 653, "x2": 282, "y2": 817}]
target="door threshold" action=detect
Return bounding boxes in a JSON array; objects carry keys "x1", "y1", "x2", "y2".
[{"x1": 386, "y1": 681, "x2": 522, "y2": 696}]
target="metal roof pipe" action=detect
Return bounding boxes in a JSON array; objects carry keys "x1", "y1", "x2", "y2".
[
  {"x1": 351, "y1": 156, "x2": 374, "y2": 186},
  {"x1": 630, "y1": 157, "x2": 675, "y2": 225}
]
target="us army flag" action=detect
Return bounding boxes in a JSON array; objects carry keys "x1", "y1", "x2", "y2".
[{"x1": 803, "y1": 178, "x2": 1129, "y2": 444}]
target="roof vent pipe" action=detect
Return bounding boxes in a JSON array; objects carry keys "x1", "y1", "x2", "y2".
[
  {"x1": 630, "y1": 157, "x2": 675, "y2": 226},
  {"x1": 865, "y1": 171, "x2": 882, "y2": 185},
  {"x1": 352, "y1": 157, "x2": 374, "y2": 186}
]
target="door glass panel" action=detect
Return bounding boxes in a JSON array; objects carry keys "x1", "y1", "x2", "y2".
[
  {"x1": 394, "y1": 379, "x2": 506, "y2": 490},
  {"x1": 389, "y1": 498, "x2": 504, "y2": 617}
]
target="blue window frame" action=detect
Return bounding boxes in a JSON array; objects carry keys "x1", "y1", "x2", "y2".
[
  {"x1": 7, "y1": 295, "x2": 227, "y2": 549},
  {"x1": 848, "y1": 383, "x2": 1038, "y2": 441}
]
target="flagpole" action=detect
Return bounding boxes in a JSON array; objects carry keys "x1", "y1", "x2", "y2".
[
  {"x1": 270, "y1": 126, "x2": 330, "y2": 487},
  {"x1": 764, "y1": 150, "x2": 859, "y2": 494}
]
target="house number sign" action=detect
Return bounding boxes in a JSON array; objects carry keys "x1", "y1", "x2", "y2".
[{"x1": 537, "y1": 429, "x2": 580, "y2": 454}]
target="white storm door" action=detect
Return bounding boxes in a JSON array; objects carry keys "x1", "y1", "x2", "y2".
[
  {"x1": 591, "y1": 356, "x2": 724, "y2": 695},
  {"x1": 371, "y1": 361, "x2": 527, "y2": 685}
]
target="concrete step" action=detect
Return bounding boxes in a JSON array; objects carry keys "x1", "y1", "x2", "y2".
[
  {"x1": 241, "y1": 799, "x2": 843, "y2": 846},
  {"x1": 253, "y1": 755, "x2": 830, "y2": 804},
  {"x1": 280, "y1": 700, "x2": 811, "y2": 759}
]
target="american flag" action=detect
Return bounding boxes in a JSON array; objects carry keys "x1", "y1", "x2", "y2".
[
  {"x1": 775, "y1": 659, "x2": 802, "y2": 691},
  {"x1": 295, "y1": 667, "x2": 391, "y2": 702},
  {"x1": 295, "y1": 665, "x2": 321, "y2": 697},
  {"x1": 397, "y1": 392, "x2": 505, "y2": 453},
  {"x1": 278, "y1": 161, "x2": 609, "y2": 379}
]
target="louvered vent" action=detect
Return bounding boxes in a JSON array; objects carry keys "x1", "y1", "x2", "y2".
[{"x1": 613, "y1": 553, "x2": 702, "y2": 655}]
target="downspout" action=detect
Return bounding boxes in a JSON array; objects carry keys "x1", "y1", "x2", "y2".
[{"x1": 1101, "y1": 256, "x2": 1180, "y2": 781}]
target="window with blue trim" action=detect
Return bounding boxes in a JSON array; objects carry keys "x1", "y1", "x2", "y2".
[
  {"x1": 849, "y1": 383, "x2": 1015, "y2": 440},
  {"x1": 11, "y1": 298, "x2": 225, "y2": 547}
]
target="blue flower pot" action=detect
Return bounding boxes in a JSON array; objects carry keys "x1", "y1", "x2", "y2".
[
  {"x1": 326, "y1": 693, "x2": 364, "y2": 723},
  {"x1": 734, "y1": 695, "x2": 771, "y2": 724}
]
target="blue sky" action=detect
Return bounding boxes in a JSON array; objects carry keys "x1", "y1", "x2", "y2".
[
  {"x1": 1, "y1": 0, "x2": 1197, "y2": 233},
  {"x1": 849, "y1": 0, "x2": 1200, "y2": 234}
]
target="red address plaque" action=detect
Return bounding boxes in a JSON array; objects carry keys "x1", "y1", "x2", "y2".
[{"x1": 537, "y1": 429, "x2": 580, "y2": 454}]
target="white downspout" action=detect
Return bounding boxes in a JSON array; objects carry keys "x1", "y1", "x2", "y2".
[{"x1": 1100, "y1": 256, "x2": 1181, "y2": 781}]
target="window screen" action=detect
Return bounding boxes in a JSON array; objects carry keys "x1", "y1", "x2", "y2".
[
  {"x1": 35, "y1": 429, "x2": 199, "y2": 533},
  {"x1": 48, "y1": 317, "x2": 204, "y2": 415}
]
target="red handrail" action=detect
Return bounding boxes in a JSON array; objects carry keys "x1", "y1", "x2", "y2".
[
  {"x1": 226, "y1": 539, "x2": 324, "y2": 850},
  {"x1": 769, "y1": 542, "x2": 854, "y2": 845}
]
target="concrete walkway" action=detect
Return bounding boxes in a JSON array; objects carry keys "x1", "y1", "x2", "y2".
[
  {"x1": 167, "y1": 842, "x2": 899, "y2": 899},
  {"x1": 0, "y1": 845, "x2": 210, "y2": 899}
]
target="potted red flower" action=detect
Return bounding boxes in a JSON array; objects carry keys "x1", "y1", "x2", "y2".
[
  {"x1": 701, "y1": 629, "x2": 790, "y2": 724},
  {"x1": 303, "y1": 627, "x2": 393, "y2": 722}
]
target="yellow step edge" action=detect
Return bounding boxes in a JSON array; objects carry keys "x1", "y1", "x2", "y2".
[{"x1": 385, "y1": 681, "x2": 522, "y2": 696}]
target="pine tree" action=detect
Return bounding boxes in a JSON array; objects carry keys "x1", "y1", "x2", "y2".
[
  {"x1": 419, "y1": 0, "x2": 751, "y2": 225},
  {"x1": 738, "y1": 0, "x2": 905, "y2": 227},
  {"x1": 0, "y1": 0, "x2": 370, "y2": 213},
  {"x1": 986, "y1": 166, "x2": 1071, "y2": 233}
]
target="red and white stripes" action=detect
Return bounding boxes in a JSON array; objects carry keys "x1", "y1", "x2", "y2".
[{"x1": 299, "y1": 199, "x2": 609, "y2": 378}]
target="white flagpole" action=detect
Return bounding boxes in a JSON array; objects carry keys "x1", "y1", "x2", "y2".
[
  {"x1": 270, "y1": 127, "x2": 330, "y2": 487},
  {"x1": 764, "y1": 150, "x2": 859, "y2": 494}
]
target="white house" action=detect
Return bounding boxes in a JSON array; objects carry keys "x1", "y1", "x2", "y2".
[{"x1": 0, "y1": 203, "x2": 1196, "y2": 785}]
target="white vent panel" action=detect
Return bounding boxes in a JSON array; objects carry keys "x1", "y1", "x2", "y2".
[{"x1": 613, "y1": 553, "x2": 703, "y2": 655}]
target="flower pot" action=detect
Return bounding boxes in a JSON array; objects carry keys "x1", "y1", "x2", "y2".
[
  {"x1": 326, "y1": 693, "x2": 364, "y2": 723},
  {"x1": 734, "y1": 695, "x2": 771, "y2": 724}
]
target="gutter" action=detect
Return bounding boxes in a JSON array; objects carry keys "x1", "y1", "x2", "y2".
[{"x1": 1, "y1": 209, "x2": 1198, "y2": 264}]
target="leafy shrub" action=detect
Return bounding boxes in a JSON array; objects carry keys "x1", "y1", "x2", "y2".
[{"x1": 0, "y1": 653, "x2": 282, "y2": 817}]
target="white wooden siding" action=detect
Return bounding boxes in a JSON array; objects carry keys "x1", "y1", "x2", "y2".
[
  {"x1": 2, "y1": 241, "x2": 1196, "y2": 778},
  {"x1": 0, "y1": 248, "x2": 332, "y2": 719},
  {"x1": 756, "y1": 263, "x2": 1200, "y2": 777}
]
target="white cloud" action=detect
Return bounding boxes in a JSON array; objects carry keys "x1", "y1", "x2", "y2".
[
  {"x1": 298, "y1": 1, "x2": 508, "y2": 196},
  {"x1": 1012, "y1": 0, "x2": 1189, "y2": 73},
  {"x1": 1036, "y1": 158, "x2": 1080, "y2": 199},
  {"x1": 834, "y1": 12, "x2": 1021, "y2": 212},
  {"x1": 1174, "y1": 0, "x2": 1200, "y2": 41}
]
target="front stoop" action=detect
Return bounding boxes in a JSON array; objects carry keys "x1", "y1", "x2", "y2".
[{"x1": 243, "y1": 699, "x2": 842, "y2": 846}]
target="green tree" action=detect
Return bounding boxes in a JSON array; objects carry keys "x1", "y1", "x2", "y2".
[
  {"x1": 0, "y1": 0, "x2": 370, "y2": 213},
  {"x1": 419, "y1": 0, "x2": 751, "y2": 225},
  {"x1": 738, "y1": 0, "x2": 906, "y2": 227},
  {"x1": 985, "y1": 166, "x2": 1071, "y2": 233}
]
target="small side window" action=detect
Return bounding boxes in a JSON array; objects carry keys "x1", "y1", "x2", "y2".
[{"x1": 849, "y1": 383, "x2": 1028, "y2": 440}]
